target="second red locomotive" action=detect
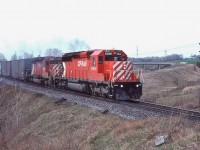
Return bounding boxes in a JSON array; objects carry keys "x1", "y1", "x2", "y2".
[{"x1": 31, "y1": 57, "x2": 63, "y2": 86}]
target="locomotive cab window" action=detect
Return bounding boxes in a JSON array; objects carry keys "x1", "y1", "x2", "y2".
[
  {"x1": 105, "y1": 51, "x2": 113, "y2": 61},
  {"x1": 50, "y1": 60, "x2": 60, "y2": 64},
  {"x1": 122, "y1": 56, "x2": 127, "y2": 61},
  {"x1": 114, "y1": 56, "x2": 120, "y2": 61},
  {"x1": 114, "y1": 51, "x2": 121, "y2": 61},
  {"x1": 98, "y1": 56, "x2": 103, "y2": 64},
  {"x1": 105, "y1": 55, "x2": 113, "y2": 61}
]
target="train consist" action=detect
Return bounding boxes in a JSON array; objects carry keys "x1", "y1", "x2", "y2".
[{"x1": 0, "y1": 49, "x2": 142, "y2": 100}]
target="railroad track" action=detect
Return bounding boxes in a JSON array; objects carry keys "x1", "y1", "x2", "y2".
[
  {"x1": 137, "y1": 101, "x2": 200, "y2": 119},
  {"x1": 2, "y1": 77, "x2": 200, "y2": 120}
]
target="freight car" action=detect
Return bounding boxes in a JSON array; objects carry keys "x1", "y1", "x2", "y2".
[
  {"x1": 62, "y1": 49, "x2": 142, "y2": 100},
  {"x1": 0, "y1": 61, "x2": 1, "y2": 76},
  {"x1": 0, "y1": 61, "x2": 11, "y2": 77},
  {"x1": 11, "y1": 59, "x2": 32, "y2": 80}
]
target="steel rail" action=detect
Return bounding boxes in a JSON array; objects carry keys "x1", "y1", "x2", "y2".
[{"x1": 137, "y1": 101, "x2": 200, "y2": 118}]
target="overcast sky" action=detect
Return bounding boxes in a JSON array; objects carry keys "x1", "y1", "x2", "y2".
[{"x1": 0, "y1": 0, "x2": 200, "y2": 59}]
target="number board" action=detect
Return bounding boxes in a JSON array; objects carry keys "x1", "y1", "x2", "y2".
[
  {"x1": 105, "y1": 52, "x2": 112, "y2": 55},
  {"x1": 114, "y1": 52, "x2": 121, "y2": 56}
]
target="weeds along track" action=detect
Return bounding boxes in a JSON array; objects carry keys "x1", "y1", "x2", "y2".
[
  {"x1": 2, "y1": 77, "x2": 200, "y2": 120},
  {"x1": 2, "y1": 78, "x2": 159, "y2": 120}
]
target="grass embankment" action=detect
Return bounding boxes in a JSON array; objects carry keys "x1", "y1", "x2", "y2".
[
  {"x1": 142, "y1": 64, "x2": 200, "y2": 111},
  {"x1": 0, "y1": 84, "x2": 200, "y2": 149}
]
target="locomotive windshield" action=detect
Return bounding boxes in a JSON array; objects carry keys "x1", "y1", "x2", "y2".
[
  {"x1": 104, "y1": 50, "x2": 127, "y2": 61},
  {"x1": 104, "y1": 54, "x2": 127, "y2": 61},
  {"x1": 105, "y1": 55, "x2": 113, "y2": 61},
  {"x1": 50, "y1": 60, "x2": 60, "y2": 64},
  {"x1": 122, "y1": 56, "x2": 127, "y2": 61}
]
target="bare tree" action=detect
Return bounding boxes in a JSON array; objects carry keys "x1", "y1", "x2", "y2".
[
  {"x1": 0, "y1": 53, "x2": 6, "y2": 61},
  {"x1": 11, "y1": 52, "x2": 17, "y2": 60},
  {"x1": 18, "y1": 55, "x2": 23, "y2": 60},
  {"x1": 23, "y1": 52, "x2": 33, "y2": 59},
  {"x1": 45, "y1": 48, "x2": 62, "y2": 57},
  {"x1": 68, "y1": 39, "x2": 90, "y2": 52}
]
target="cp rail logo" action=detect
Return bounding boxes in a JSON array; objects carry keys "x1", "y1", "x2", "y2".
[{"x1": 78, "y1": 60, "x2": 87, "y2": 67}]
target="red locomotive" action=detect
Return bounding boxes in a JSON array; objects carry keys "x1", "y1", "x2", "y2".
[
  {"x1": 62, "y1": 49, "x2": 142, "y2": 100},
  {"x1": 31, "y1": 56, "x2": 63, "y2": 86},
  {"x1": 0, "y1": 49, "x2": 142, "y2": 100}
]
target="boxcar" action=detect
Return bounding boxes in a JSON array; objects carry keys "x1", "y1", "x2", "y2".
[
  {"x1": 0, "y1": 61, "x2": 2, "y2": 76},
  {"x1": 1, "y1": 61, "x2": 6, "y2": 76},
  {"x1": 6, "y1": 61, "x2": 11, "y2": 77},
  {"x1": 1, "y1": 61, "x2": 11, "y2": 77},
  {"x1": 19, "y1": 59, "x2": 32, "y2": 80},
  {"x1": 11, "y1": 59, "x2": 32, "y2": 80},
  {"x1": 11, "y1": 60, "x2": 19, "y2": 78}
]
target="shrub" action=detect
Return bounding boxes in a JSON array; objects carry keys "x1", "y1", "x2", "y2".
[{"x1": 196, "y1": 61, "x2": 200, "y2": 68}]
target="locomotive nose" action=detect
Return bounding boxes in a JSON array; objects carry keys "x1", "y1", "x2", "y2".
[{"x1": 112, "y1": 61, "x2": 134, "y2": 82}]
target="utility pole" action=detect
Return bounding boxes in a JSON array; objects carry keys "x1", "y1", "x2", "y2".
[
  {"x1": 136, "y1": 46, "x2": 138, "y2": 58},
  {"x1": 38, "y1": 49, "x2": 41, "y2": 57}
]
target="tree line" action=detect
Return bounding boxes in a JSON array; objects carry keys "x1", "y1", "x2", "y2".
[
  {"x1": 3, "y1": 49, "x2": 62, "y2": 61},
  {"x1": 0, "y1": 38, "x2": 90, "y2": 61},
  {"x1": 129, "y1": 54, "x2": 184, "y2": 62}
]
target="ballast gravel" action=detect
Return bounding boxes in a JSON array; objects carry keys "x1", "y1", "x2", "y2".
[{"x1": 3, "y1": 79, "x2": 161, "y2": 120}]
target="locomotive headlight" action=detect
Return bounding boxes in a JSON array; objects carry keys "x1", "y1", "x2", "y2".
[
  {"x1": 120, "y1": 85, "x2": 123, "y2": 88},
  {"x1": 123, "y1": 64, "x2": 126, "y2": 69},
  {"x1": 136, "y1": 84, "x2": 139, "y2": 87}
]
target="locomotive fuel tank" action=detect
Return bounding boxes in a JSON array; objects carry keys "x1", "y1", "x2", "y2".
[{"x1": 68, "y1": 83, "x2": 87, "y2": 92}]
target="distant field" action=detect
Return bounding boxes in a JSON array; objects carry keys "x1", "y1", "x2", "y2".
[{"x1": 170, "y1": 58, "x2": 199, "y2": 64}]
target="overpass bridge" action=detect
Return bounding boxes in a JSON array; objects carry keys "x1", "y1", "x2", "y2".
[{"x1": 133, "y1": 62, "x2": 172, "y2": 70}]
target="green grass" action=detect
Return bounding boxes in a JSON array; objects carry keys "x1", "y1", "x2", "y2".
[
  {"x1": 91, "y1": 131, "x2": 120, "y2": 150},
  {"x1": 171, "y1": 58, "x2": 199, "y2": 64}
]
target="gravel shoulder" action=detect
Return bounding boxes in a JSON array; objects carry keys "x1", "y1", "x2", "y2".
[{"x1": 3, "y1": 78, "x2": 160, "y2": 120}]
